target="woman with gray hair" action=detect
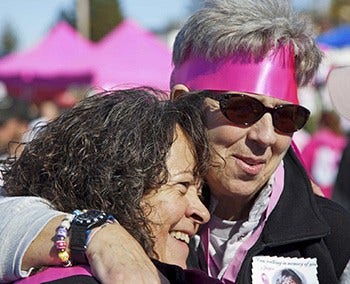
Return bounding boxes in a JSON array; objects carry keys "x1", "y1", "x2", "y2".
[{"x1": 169, "y1": 1, "x2": 349, "y2": 282}]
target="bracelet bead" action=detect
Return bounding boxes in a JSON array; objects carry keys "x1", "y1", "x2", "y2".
[
  {"x1": 56, "y1": 227, "x2": 68, "y2": 238},
  {"x1": 55, "y1": 214, "x2": 74, "y2": 267},
  {"x1": 58, "y1": 250, "x2": 70, "y2": 262},
  {"x1": 55, "y1": 239, "x2": 67, "y2": 250},
  {"x1": 60, "y1": 220, "x2": 71, "y2": 229}
]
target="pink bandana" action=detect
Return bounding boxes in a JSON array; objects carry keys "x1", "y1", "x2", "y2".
[{"x1": 171, "y1": 45, "x2": 298, "y2": 104}]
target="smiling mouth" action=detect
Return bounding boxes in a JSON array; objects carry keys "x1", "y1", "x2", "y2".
[{"x1": 170, "y1": 231, "x2": 190, "y2": 244}]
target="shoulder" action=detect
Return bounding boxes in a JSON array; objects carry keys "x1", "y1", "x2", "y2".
[
  {"x1": 315, "y1": 196, "x2": 350, "y2": 238},
  {"x1": 315, "y1": 195, "x2": 350, "y2": 228}
]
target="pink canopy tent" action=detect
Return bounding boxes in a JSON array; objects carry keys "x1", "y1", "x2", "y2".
[
  {"x1": 0, "y1": 21, "x2": 94, "y2": 102},
  {"x1": 90, "y1": 20, "x2": 173, "y2": 92}
]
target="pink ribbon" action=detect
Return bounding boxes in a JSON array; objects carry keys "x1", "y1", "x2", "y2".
[{"x1": 171, "y1": 45, "x2": 298, "y2": 104}]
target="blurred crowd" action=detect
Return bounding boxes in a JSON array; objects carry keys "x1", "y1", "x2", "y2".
[
  {"x1": 0, "y1": 82, "x2": 78, "y2": 159},
  {"x1": 290, "y1": 79, "x2": 350, "y2": 210}
]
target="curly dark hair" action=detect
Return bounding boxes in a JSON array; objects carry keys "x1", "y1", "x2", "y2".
[{"x1": 2, "y1": 87, "x2": 211, "y2": 258}]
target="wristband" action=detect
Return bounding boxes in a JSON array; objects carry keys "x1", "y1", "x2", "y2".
[{"x1": 69, "y1": 209, "x2": 117, "y2": 264}]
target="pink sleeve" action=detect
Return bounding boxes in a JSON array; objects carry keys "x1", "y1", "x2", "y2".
[{"x1": 14, "y1": 265, "x2": 92, "y2": 283}]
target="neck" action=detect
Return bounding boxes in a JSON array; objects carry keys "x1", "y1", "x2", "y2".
[{"x1": 213, "y1": 193, "x2": 259, "y2": 221}]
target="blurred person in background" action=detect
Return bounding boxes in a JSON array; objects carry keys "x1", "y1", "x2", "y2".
[
  {"x1": 0, "y1": 95, "x2": 34, "y2": 159},
  {"x1": 301, "y1": 110, "x2": 346, "y2": 198},
  {"x1": 26, "y1": 91, "x2": 79, "y2": 142},
  {"x1": 327, "y1": 66, "x2": 350, "y2": 211},
  {"x1": 333, "y1": 131, "x2": 350, "y2": 211}
]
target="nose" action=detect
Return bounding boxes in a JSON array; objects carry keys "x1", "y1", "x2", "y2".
[
  {"x1": 247, "y1": 113, "x2": 277, "y2": 146},
  {"x1": 186, "y1": 189, "x2": 210, "y2": 225}
]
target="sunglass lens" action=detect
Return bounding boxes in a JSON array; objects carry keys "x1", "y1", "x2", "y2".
[
  {"x1": 216, "y1": 92, "x2": 310, "y2": 133},
  {"x1": 273, "y1": 105, "x2": 310, "y2": 133},
  {"x1": 222, "y1": 96, "x2": 264, "y2": 126}
]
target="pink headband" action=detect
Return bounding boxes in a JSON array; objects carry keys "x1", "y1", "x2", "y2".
[{"x1": 171, "y1": 45, "x2": 298, "y2": 104}]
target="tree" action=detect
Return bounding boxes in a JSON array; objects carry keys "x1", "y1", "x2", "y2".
[
  {"x1": 57, "y1": 5, "x2": 77, "y2": 29},
  {"x1": 90, "y1": 0, "x2": 123, "y2": 42},
  {"x1": 0, "y1": 22, "x2": 18, "y2": 57},
  {"x1": 57, "y1": 0, "x2": 123, "y2": 42}
]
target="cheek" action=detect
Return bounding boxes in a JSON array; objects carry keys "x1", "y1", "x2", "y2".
[
  {"x1": 268, "y1": 135, "x2": 292, "y2": 169},
  {"x1": 273, "y1": 135, "x2": 292, "y2": 156},
  {"x1": 146, "y1": 199, "x2": 188, "y2": 260},
  {"x1": 146, "y1": 199, "x2": 187, "y2": 232},
  {"x1": 204, "y1": 105, "x2": 246, "y2": 149},
  {"x1": 207, "y1": 124, "x2": 243, "y2": 148}
]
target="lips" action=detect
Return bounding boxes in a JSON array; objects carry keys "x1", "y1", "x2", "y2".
[{"x1": 235, "y1": 155, "x2": 265, "y2": 175}]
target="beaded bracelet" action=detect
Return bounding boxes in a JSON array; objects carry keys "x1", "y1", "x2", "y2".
[{"x1": 55, "y1": 214, "x2": 74, "y2": 267}]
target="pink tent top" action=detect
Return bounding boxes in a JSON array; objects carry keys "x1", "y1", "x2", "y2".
[
  {"x1": 91, "y1": 20, "x2": 173, "y2": 92},
  {"x1": 0, "y1": 21, "x2": 94, "y2": 101},
  {"x1": 0, "y1": 20, "x2": 173, "y2": 102},
  {"x1": 0, "y1": 21, "x2": 93, "y2": 81}
]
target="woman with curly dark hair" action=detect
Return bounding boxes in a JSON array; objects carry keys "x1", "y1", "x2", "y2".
[{"x1": 2, "y1": 87, "x2": 220, "y2": 283}]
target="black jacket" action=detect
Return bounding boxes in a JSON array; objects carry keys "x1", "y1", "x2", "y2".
[{"x1": 189, "y1": 148, "x2": 350, "y2": 283}]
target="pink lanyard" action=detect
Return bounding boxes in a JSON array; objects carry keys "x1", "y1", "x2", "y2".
[{"x1": 201, "y1": 163, "x2": 285, "y2": 283}]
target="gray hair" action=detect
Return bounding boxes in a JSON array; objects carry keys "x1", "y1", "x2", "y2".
[{"x1": 172, "y1": 0, "x2": 322, "y2": 86}]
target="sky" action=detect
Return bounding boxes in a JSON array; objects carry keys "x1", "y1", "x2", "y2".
[{"x1": 0, "y1": 0, "x2": 331, "y2": 52}]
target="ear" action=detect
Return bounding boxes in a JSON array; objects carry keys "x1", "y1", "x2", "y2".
[{"x1": 170, "y1": 84, "x2": 190, "y2": 100}]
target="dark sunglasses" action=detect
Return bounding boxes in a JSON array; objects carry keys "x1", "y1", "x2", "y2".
[{"x1": 202, "y1": 91, "x2": 310, "y2": 134}]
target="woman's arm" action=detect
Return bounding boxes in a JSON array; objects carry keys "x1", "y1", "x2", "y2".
[
  {"x1": 0, "y1": 195, "x2": 163, "y2": 283},
  {"x1": 0, "y1": 195, "x2": 63, "y2": 283}
]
